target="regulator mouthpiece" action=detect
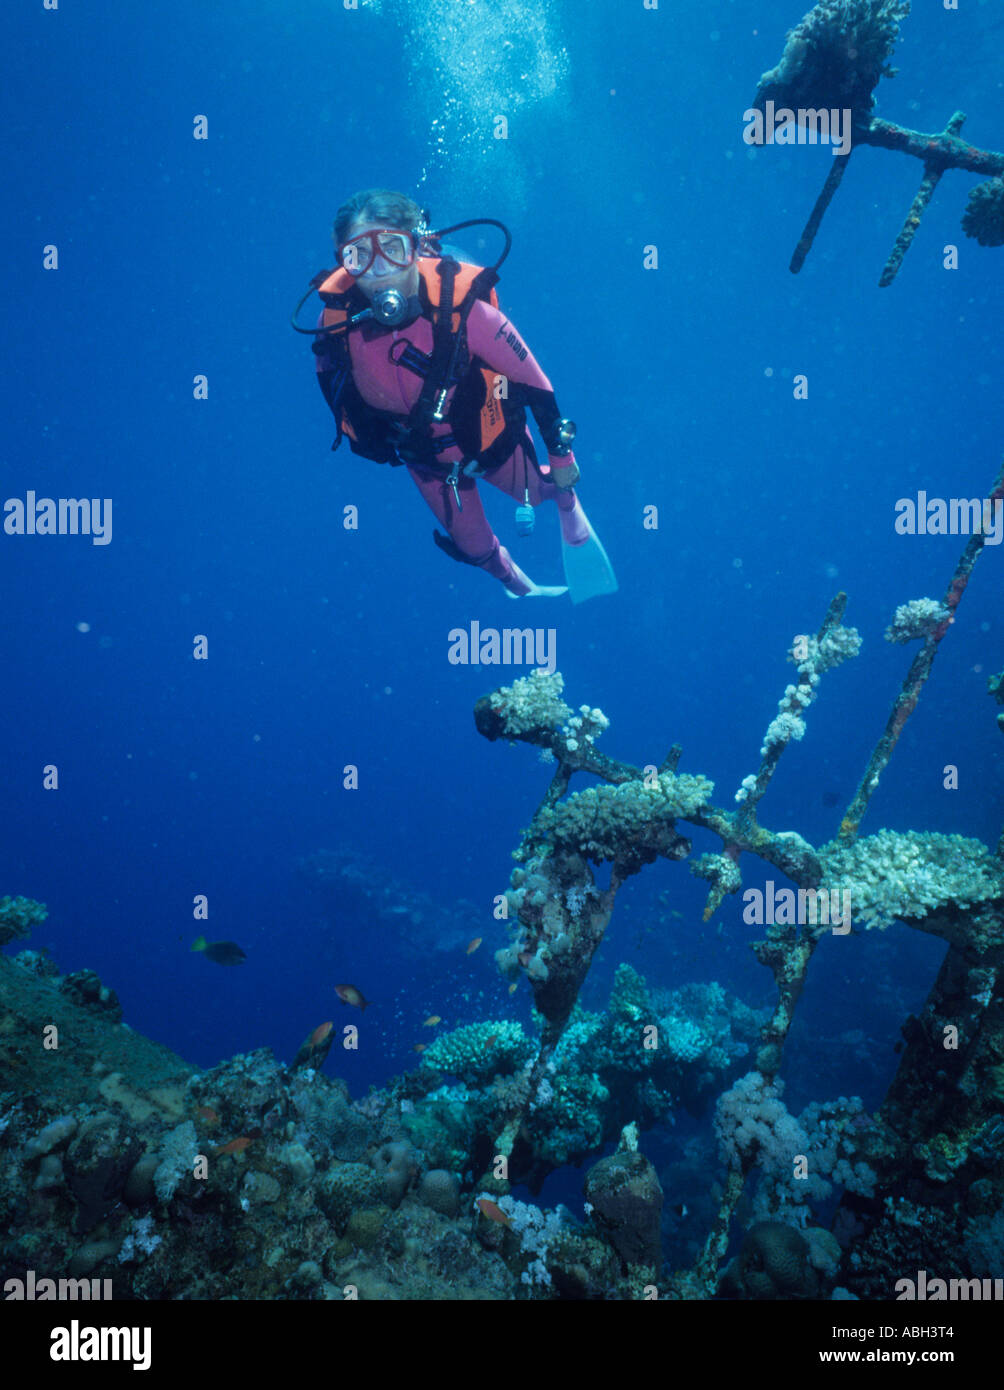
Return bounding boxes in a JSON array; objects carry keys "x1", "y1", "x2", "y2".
[{"x1": 372, "y1": 288, "x2": 411, "y2": 326}]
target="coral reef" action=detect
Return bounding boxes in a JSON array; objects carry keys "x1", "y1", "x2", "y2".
[
  {"x1": 421, "y1": 1020, "x2": 534, "y2": 1085},
  {"x1": 962, "y1": 177, "x2": 1004, "y2": 248},
  {"x1": 884, "y1": 597, "x2": 950, "y2": 644},
  {"x1": 417, "y1": 1169, "x2": 460, "y2": 1217},
  {"x1": 0, "y1": 943, "x2": 679, "y2": 1300},
  {"x1": 395, "y1": 966, "x2": 759, "y2": 1191},
  {"x1": 0, "y1": 894, "x2": 47, "y2": 947},
  {"x1": 3, "y1": 465, "x2": 1001, "y2": 1301},
  {"x1": 0, "y1": 948, "x2": 528, "y2": 1299},
  {"x1": 468, "y1": 469, "x2": 1003, "y2": 1298},
  {"x1": 487, "y1": 668, "x2": 573, "y2": 737},
  {"x1": 819, "y1": 830, "x2": 1003, "y2": 930},
  {"x1": 756, "y1": 0, "x2": 910, "y2": 120},
  {"x1": 720, "y1": 1221, "x2": 839, "y2": 1300},
  {"x1": 714, "y1": 1073, "x2": 877, "y2": 1228}
]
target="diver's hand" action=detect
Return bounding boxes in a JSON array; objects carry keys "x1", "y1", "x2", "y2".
[{"x1": 549, "y1": 458, "x2": 580, "y2": 490}]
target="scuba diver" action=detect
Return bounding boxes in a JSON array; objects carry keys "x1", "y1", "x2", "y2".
[{"x1": 292, "y1": 188, "x2": 616, "y2": 601}]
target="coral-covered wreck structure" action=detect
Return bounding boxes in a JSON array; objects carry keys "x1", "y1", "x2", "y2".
[{"x1": 2, "y1": 458, "x2": 1001, "y2": 1301}]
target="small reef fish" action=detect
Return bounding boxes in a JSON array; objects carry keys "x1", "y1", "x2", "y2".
[
  {"x1": 195, "y1": 1105, "x2": 219, "y2": 1125},
  {"x1": 476, "y1": 1197, "x2": 512, "y2": 1229},
  {"x1": 191, "y1": 936, "x2": 247, "y2": 966},
  {"x1": 214, "y1": 1136, "x2": 253, "y2": 1157},
  {"x1": 293, "y1": 1020, "x2": 335, "y2": 1071},
  {"x1": 214, "y1": 1126, "x2": 261, "y2": 1157},
  {"x1": 508, "y1": 982, "x2": 518, "y2": 995},
  {"x1": 422, "y1": 1015, "x2": 442, "y2": 1027},
  {"x1": 466, "y1": 937, "x2": 482, "y2": 954},
  {"x1": 413, "y1": 1043, "x2": 426, "y2": 1053},
  {"x1": 485, "y1": 1034, "x2": 498, "y2": 1048},
  {"x1": 335, "y1": 983, "x2": 370, "y2": 1011}
]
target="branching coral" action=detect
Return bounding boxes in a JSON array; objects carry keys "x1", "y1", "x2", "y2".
[
  {"x1": 734, "y1": 606, "x2": 860, "y2": 822},
  {"x1": 487, "y1": 669, "x2": 572, "y2": 738},
  {"x1": 421, "y1": 1020, "x2": 534, "y2": 1086},
  {"x1": 527, "y1": 773, "x2": 713, "y2": 863},
  {"x1": 884, "y1": 598, "x2": 950, "y2": 644},
  {"x1": 476, "y1": 462, "x2": 1003, "y2": 1296}
]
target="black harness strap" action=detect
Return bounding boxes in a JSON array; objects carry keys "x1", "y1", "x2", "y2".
[
  {"x1": 409, "y1": 258, "x2": 459, "y2": 433},
  {"x1": 435, "y1": 265, "x2": 500, "y2": 415},
  {"x1": 389, "y1": 339, "x2": 433, "y2": 378},
  {"x1": 313, "y1": 259, "x2": 510, "y2": 467}
]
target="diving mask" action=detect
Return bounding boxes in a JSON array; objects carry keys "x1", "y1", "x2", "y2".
[{"x1": 339, "y1": 228, "x2": 418, "y2": 277}]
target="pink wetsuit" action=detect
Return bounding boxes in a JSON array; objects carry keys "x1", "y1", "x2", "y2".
[{"x1": 328, "y1": 295, "x2": 581, "y2": 592}]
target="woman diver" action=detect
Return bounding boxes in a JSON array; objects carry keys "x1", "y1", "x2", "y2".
[{"x1": 295, "y1": 188, "x2": 616, "y2": 601}]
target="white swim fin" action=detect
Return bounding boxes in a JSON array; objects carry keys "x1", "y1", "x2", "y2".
[{"x1": 560, "y1": 500, "x2": 618, "y2": 604}]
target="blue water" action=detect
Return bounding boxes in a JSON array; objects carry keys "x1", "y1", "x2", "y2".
[{"x1": 3, "y1": 0, "x2": 1001, "y2": 1118}]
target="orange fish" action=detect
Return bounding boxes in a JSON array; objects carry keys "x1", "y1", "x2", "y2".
[
  {"x1": 195, "y1": 1105, "x2": 219, "y2": 1125},
  {"x1": 214, "y1": 1136, "x2": 253, "y2": 1157},
  {"x1": 485, "y1": 1035, "x2": 498, "y2": 1048},
  {"x1": 413, "y1": 1043, "x2": 426, "y2": 1053},
  {"x1": 335, "y1": 984, "x2": 370, "y2": 1011},
  {"x1": 508, "y1": 982, "x2": 518, "y2": 995},
  {"x1": 422, "y1": 1015, "x2": 442, "y2": 1027},
  {"x1": 293, "y1": 1019, "x2": 336, "y2": 1071},
  {"x1": 476, "y1": 1197, "x2": 512, "y2": 1229},
  {"x1": 466, "y1": 937, "x2": 482, "y2": 955},
  {"x1": 308, "y1": 1021, "x2": 334, "y2": 1048}
]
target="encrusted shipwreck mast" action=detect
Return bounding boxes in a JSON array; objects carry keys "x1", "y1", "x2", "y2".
[
  {"x1": 475, "y1": 461, "x2": 1004, "y2": 1297},
  {"x1": 754, "y1": 0, "x2": 1004, "y2": 284}
]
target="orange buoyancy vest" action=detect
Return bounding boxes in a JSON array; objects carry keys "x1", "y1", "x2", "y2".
[{"x1": 312, "y1": 258, "x2": 522, "y2": 468}]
